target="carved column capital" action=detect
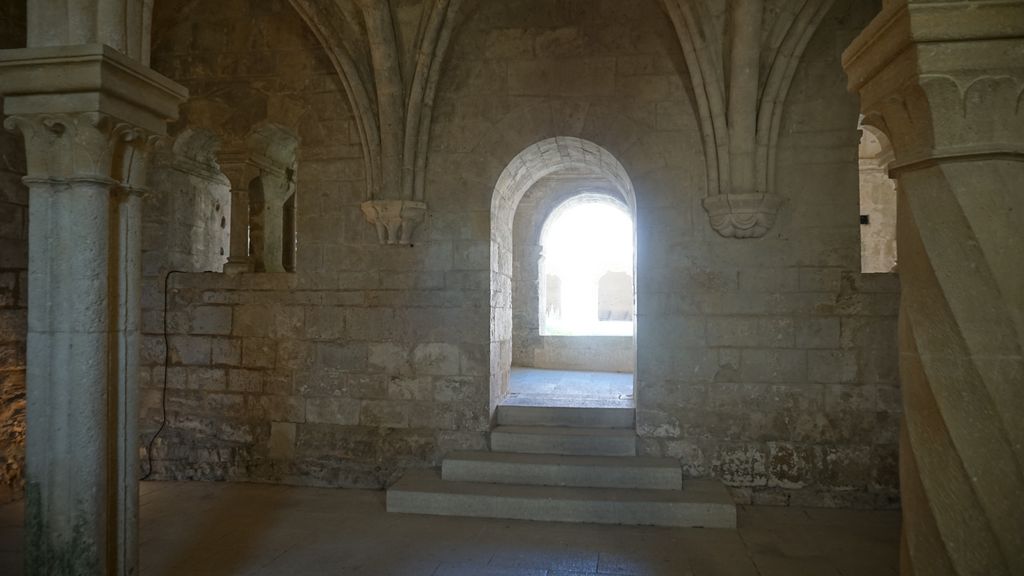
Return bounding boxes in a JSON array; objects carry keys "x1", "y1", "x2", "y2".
[
  {"x1": 4, "y1": 112, "x2": 146, "y2": 184},
  {"x1": 0, "y1": 44, "x2": 187, "y2": 187},
  {"x1": 0, "y1": 43, "x2": 186, "y2": 576},
  {"x1": 360, "y1": 200, "x2": 427, "y2": 245},
  {"x1": 843, "y1": 1, "x2": 1024, "y2": 167}
]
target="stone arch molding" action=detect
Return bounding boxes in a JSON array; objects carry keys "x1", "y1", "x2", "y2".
[
  {"x1": 538, "y1": 192, "x2": 632, "y2": 247},
  {"x1": 492, "y1": 137, "x2": 637, "y2": 229}
]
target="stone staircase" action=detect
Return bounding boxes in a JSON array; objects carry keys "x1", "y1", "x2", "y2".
[{"x1": 387, "y1": 402, "x2": 737, "y2": 528}]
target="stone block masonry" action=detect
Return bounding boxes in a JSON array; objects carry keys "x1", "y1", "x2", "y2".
[
  {"x1": 637, "y1": 269, "x2": 900, "y2": 508},
  {"x1": 140, "y1": 272, "x2": 490, "y2": 488},
  {"x1": 132, "y1": 0, "x2": 899, "y2": 508},
  {"x1": 0, "y1": 136, "x2": 26, "y2": 503}
]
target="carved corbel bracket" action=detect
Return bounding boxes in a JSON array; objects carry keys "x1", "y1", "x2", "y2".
[
  {"x1": 662, "y1": 0, "x2": 835, "y2": 239},
  {"x1": 289, "y1": 0, "x2": 464, "y2": 248},
  {"x1": 360, "y1": 200, "x2": 427, "y2": 246},
  {"x1": 702, "y1": 193, "x2": 785, "y2": 239}
]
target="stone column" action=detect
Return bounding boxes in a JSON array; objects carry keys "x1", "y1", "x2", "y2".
[
  {"x1": 253, "y1": 169, "x2": 294, "y2": 273},
  {"x1": 219, "y1": 160, "x2": 295, "y2": 274},
  {"x1": 220, "y1": 124, "x2": 299, "y2": 273},
  {"x1": 219, "y1": 156, "x2": 255, "y2": 274},
  {"x1": 843, "y1": 2, "x2": 1024, "y2": 575},
  {"x1": 0, "y1": 45, "x2": 186, "y2": 575}
]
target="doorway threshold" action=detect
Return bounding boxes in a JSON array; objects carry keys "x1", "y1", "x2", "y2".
[{"x1": 505, "y1": 367, "x2": 634, "y2": 409}]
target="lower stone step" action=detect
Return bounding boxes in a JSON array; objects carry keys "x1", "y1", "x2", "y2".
[
  {"x1": 387, "y1": 469, "x2": 736, "y2": 529},
  {"x1": 490, "y1": 425, "x2": 636, "y2": 456},
  {"x1": 496, "y1": 404, "x2": 635, "y2": 428},
  {"x1": 442, "y1": 451, "x2": 681, "y2": 490}
]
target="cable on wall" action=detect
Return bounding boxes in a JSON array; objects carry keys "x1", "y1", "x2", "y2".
[{"x1": 141, "y1": 269, "x2": 187, "y2": 481}]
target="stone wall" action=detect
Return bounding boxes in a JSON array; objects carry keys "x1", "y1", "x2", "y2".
[
  {"x1": 142, "y1": 0, "x2": 490, "y2": 487},
  {"x1": 642, "y1": 0, "x2": 900, "y2": 507},
  {"x1": 142, "y1": 272, "x2": 489, "y2": 486},
  {"x1": 0, "y1": 0, "x2": 26, "y2": 504},
  {"x1": 512, "y1": 176, "x2": 633, "y2": 373},
  {"x1": 143, "y1": 0, "x2": 899, "y2": 507}
]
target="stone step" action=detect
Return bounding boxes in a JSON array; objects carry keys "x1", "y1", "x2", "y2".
[
  {"x1": 442, "y1": 451, "x2": 681, "y2": 490},
  {"x1": 387, "y1": 469, "x2": 736, "y2": 529},
  {"x1": 496, "y1": 404, "x2": 635, "y2": 428},
  {"x1": 490, "y1": 426, "x2": 636, "y2": 456}
]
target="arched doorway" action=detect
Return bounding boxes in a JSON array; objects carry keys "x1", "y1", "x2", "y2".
[{"x1": 489, "y1": 137, "x2": 637, "y2": 418}]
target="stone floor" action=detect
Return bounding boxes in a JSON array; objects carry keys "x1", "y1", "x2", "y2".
[
  {"x1": 0, "y1": 481, "x2": 900, "y2": 575},
  {"x1": 508, "y1": 367, "x2": 634, "y2": 407}
]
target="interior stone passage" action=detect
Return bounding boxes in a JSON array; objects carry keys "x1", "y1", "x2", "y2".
[{"x1": 0, "y1": 1, "x2": 1021, "y2": 575}]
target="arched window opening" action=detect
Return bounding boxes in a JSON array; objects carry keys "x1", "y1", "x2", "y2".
[
  {"x1": 539, "y1": 194, "x2": 634, "y2": 336},
  {"x1": 221, "y1": 123, "x2": 300, "y2": 274},
  {"x1": 859, "y1": 125, "x2": 898, "y2": 273}
]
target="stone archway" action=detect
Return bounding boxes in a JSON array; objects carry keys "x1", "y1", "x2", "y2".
[{"x1": 489, "y1": 137, "x2": 637, "y2": 416}]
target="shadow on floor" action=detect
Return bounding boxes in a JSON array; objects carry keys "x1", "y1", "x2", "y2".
[{"x1": 145, "y1": 483, "x2": 290, "y2": 576}]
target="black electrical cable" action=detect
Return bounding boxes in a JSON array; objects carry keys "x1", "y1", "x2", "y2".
[{"x1": 141, "y1": 269, "x2": 187, "y2": 481}]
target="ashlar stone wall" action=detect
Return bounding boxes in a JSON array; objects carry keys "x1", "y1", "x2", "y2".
[
  {"x1": 0, "y1": 0, "x2": 26, "y2": 504},
  {"x1": 139, "y1": 0, "x2": 899, "y2": 507},
  {"x1": 648, "y1": 0, "x2": 900, "y2": 507},
  {"x1": 141, "y1": 0, "x2": 489, "y2": 487}
]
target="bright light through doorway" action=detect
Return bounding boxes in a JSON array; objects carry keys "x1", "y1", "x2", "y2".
[{"x1": 540, "y1": 195, "x2": 634, "y2": 336}]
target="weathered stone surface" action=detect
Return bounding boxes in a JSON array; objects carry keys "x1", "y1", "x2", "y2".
[
  {"x1": 0, "y1": 3, "x2": 26, "y2": 506},
  {"x1": 306, "y1": 398, "x2": 360, "y2": 426},
  {"x1": 0, "y1": 0, "x2": 891, "y2": 514},
  {"x1": 268, "y1": 422, "x2": 296, "y2": 459},
  {"x1": 1, "y1": 25, "x2": 187, "y2": 576},
  {"x1": 844, "y1": 0, "x2": 1024, "y2": 572}
]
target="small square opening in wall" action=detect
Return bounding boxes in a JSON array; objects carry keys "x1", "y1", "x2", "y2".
[{"x1": 860, "y1": 214, "x2": 870, "y2": 225}]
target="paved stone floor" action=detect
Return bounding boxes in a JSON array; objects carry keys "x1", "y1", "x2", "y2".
[
  {"x1": 509, "y1": 368, "x2": 634, "y2": 407},
  {"x1": 0, "y1": 481, "x2": 899, "y2": 575}
]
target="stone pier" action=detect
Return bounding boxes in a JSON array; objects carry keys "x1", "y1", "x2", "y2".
[
  {"x1": 0, "y1": 44, "x2": 185, "y2": 575},
  {"x1": 843, "y1": 1, "x2": 1024, "y2": 574}
]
